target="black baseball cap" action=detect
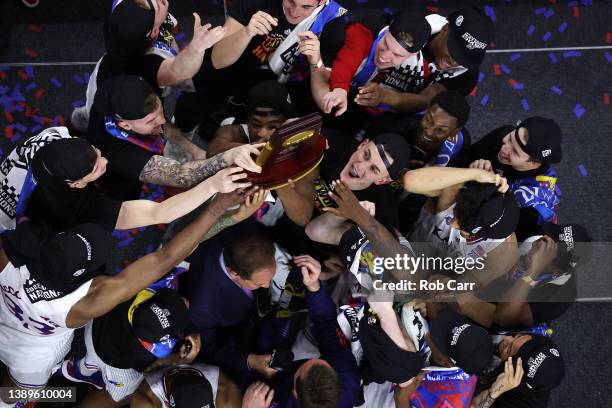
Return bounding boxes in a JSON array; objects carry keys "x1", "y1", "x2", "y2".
[
  {"x1": 320, "y1": 17, "x2": 347, "y2": 67},
  {"x1": 457, "y1": 183, "x2": 520, "y2": 239},
  {"x1": 389, "y1": 8, "x2": 432, "y2": 53},
  {"x1": 104, "y1": 0, "x2": 155, "y2": 58},
  {"x1": 514, "y1": 117, "x2": 563, "y2": 163},
  {"x1": 430, "y1": 309, "x2": 493, "y2": 375},
  {"x1": 372, "y1": 133, "x2": 411, "y2": 179},
  {"x1": 540, "y1": 223, "x2": 592, "y2": 271},
  {"x1": 33, "y1": 138, "x2": 97, "y2": 183},
  {"x1": 94, "y1": 75, "x2": 157, "y2": 120},
  {"x1": 514, "y1": 335, "x2": 565, "y2": 392},
  {"x1": 168, "y1": 368, "x2": 215, "y2": 408},
  {"x1": 131, "y1": 288, "x2": 190, "y2": 343},
  {"x1": 37, "y1": 223, "x2": 111, "y2": 290},
  {"x1": 446, "y1": 8, "x2": 495, "y2": 70},
  {"x1": 246, "y1": 81, "x2": 296, "y2": 118}
]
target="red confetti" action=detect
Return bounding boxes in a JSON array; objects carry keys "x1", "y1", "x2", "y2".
[
  {"x1": 548, "y1": 0, "x2": 557, "y2": 3},
  {"x1": 0, "y1": 71, "x2": 6, "y2": 80},
  {"x1": 605, "y1": 32, "x2": 612, "y2": 44},
  {"x1": 40, "y1": 116, "x2": 53, "y2": 125},
  {"x1": 34, "y1": 88, "x2": 45, "y2": 100},
  {"x1": 426, "y1": 6, "x2": 439, "y2": 13},
  {"x1": 605, "y1": 92, "x2": 610, "y2": 105},
  {"x1": 572, "y1": 6, "x2": 580, "y2": 17},
  {"x1": 17, "y1": 70, "x2": 29, "y2": 81},
  {"x1": 28, "y1": 24, "x2": 43, "y2": 33},
  {"x1": 470, "y1": 86, "x2": 478, "y2": 97},
  {"x1": 4, "y1": 112, "x2": 14, "y2": 123},
  {"x1": 489, "y1": 42, "x2": 496, "y2": 49},
  {"x1": 493, "y1": 64, "x2": 501, "y2": 76},
  {"x1": 56, "y1": 115, "x2": 65, "y2": 125},
  {"x1": 508, "y1": 78, "x2": 518, "y2": 87},
  {"x1": 4, "y1": 126, "x2": 14, "y2": 138},
  {"x1": 23, "y1": 49, "x2": 39, "y2": 58},
  {"x1": 25, "y1": 104, "x2": 40, "y2": 117}
]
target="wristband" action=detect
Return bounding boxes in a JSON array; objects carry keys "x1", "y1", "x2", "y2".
[
  {"x1": 521, "y1": 275, "x2": 537, "y2": 287},
  {"x1": 310, "y1": 59, "x2": 323, "y2": 69}
]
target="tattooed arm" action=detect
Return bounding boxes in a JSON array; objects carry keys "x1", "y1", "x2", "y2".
[
  {"x1": 163, "y1": 123, "x2": 207, "y2": 160},
  {"x1": 139, "y1": 154, "x2": 228, "y2": 189},
  {"x1": 470, "y1": 357, "x2": 524, "y2": 408}
]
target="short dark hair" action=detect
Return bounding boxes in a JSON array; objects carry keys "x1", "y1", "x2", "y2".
[
  {"x1": 223, "y1": 229, "x2": 276, "y2": 280},
  {"x1": 143, "y1": 92, "x2": 159, "y2": 115},
  {"x1": 429, "y1": 90, "x2": 470, "y2": 128},
  {"x1": 454, "y1": 181, "x2": 491, "y2": 231},
  {"x1": 295, "y1": 364, "x2": 341, "y2": 408}
]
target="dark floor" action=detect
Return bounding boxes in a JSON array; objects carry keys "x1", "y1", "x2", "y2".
[{"x1": 0, "y1": 0, "x2": 611, "y2": 406}]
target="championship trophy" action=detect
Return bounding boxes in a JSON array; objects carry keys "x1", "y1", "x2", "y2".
[{"x1": 245, "y1": 112, "x2": 326, "y2": 190}]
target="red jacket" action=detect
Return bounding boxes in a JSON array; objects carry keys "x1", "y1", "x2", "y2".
[{"x1": 329, "y1": 22, "x2": 374, "y2": 92}]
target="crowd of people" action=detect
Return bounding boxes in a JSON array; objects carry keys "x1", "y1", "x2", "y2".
[{"x1": 0, "y1": 1, "x2": 592, "y2": 407}]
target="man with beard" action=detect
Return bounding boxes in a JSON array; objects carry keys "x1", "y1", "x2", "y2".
[{"x1": 86, "y1": 75, "x2": 263, "y2": 201}]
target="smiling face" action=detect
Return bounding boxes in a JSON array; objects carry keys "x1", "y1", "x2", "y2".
[
  {"x1": 429, "y1": 25, "x2": 460, "y2": 71},
  {"x1": 340, "y1": 140, "x2": 392, "y2": 190},
  {"x1": 417, "y1": 104, "x2": 460, "y2": 152},
  {"x1": 374, "y1": 32, "x2": 412, "y2": 69},
  {"x1": 117, "y1": 96, "x2": 166, "y2": 136},
  {"x1": 498, "y1": 127, "x2": 541, "y2": 171},
  {"x1": 282, "y1": 0, "x2": 321, "y2": 25}
]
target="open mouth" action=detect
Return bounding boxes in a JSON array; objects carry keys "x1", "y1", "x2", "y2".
[{"x1": 349, "y1": 165, "x2": 360, "y2": 178}]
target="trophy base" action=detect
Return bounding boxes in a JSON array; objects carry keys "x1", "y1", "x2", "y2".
[{"x1": 256, "y1": 154, "x2": 324, "y2": 190}]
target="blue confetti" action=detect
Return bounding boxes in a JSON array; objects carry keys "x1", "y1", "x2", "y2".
[
  {"x1": 573, "y1": 104, "x2": 586, "y2": 118},
  {"x1": 25, "y1": 82, "x2": 37, "y2": 92},
  {"x1": 500, "y1": 64, "x2": 510, "y2": 74},
  {"x1": 175, "y1": 32, "x2": 186, "y2": 41},
  {"x1": 549, "y1": 53, "x2": 558, "y2": 63},
  {"x1": 30, "y1": 124, "x2": 42, "y2": 133},
  {"x1": 478, "y1": 72, "x2": 485, "y2": 82},
  {"x1": 513, "y1": 83, "x2": 525, "y2": 90},
  {"x1": 484, "y1": 5, "x2": 497, "y2": 21},
  {"x1": 563, "y1": 51, "x2": 581, "y2": 58},
  {"x1": 24, "y1": 66, "x2": 34, "y2": 78},
  {"x1": 73, "y1": 74, "x2": 84, "y2": 85},
  {"x1": 558, "y1": 22, "x2": 568, "y2": 32},
  {"x1": 50, "y1": 77, "x2": 62, "y2": 88},
  {"x1": 581, "y1": 0, "x2": 592, "y2": 5},
  {"x1": 510, "y1": 53, "x2": 521, "y2": 61},
  {"x1": 15, "y1": 123, "x2": 27, "y2": 133},
  {"x1": 535, "y1": 7, "x2": 546, "y2": 14},
  {"x1": 480, "y1": 94, "x2": 490, "y2": 106},
  {"x1": 567, "y1": 1, "x2": 578, "y2": 6},
  {"x1": 117, "y1": 237, "x2": 135, "y2": 248},
  {"x1": 72, "y1": 100, "x2": 84, "y2": 108},
  {"x1": 544, "y1": 9, "x2": 555, "y2": 19},
  {"x1": 551, "y1": 85, "x2": 563, "y2": 95},
  {"x1": 521, "y1": 99, "x2": 530, "y2": 111},
  {"x1": 542, "y1": 31, "x2": 551, "y2": 42},
  {"x1": 0, "y1": 86, "x2": 9, "y2": 95},
  {"x1": 0, "y1": 66, "x2": 9, "y2": 72},
  {"x1": 527, "y1": 25, "x2": 536, "y2": 36},
  {"x1": 83, "y1": 72, "x2": 90, "y2": 84},
  {"x1": 578, "y1": 164, "x2": 588, "y2": 176},
  {"x1": 605, "y1": 52, "x2": 612, "y2": 63}
]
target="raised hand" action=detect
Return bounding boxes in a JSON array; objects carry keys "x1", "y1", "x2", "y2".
[
  {"x1": 469, "y1": 159, "x2": 494, "y2": 173},
  {"x1": 191, "y1": 13, "x2": 226, "y2": 52},
  {"x1": 210, "y1": 186, "x2": 258, "y2": 214},
  {"x1": 490, "y1": 357, "x2": 524, "y2": 399},
  {"x1": 322, "y1": 180, "x2": 370, "y2": 222},
  {"x1": 242, "y1": 381, "x2": 275, "y2": 408},
  {"x1": 527, "y1": 236, "x2": 558, "y2": 277},
  {"x1": 295, "y1": 254, "x2": 321, "y2": 292},
  {"x1": 322, "y1": 88, "x2": 348, "y2": 116},
  {"x1": 355, "y1": 82, "x2": 386, "y2": 107},
  {"x1": 225, "y1": 143, "x2": 265, "y2": 173},
  {"x1": 474, "y1": 170, "x2": 509, "y2": 193},
  {"x1": 233, "y1": 188, "x2": 269, "y2": 222},
  {"x1": 209, "y1": 167, "x2": 251, "y2": 193},
  {"x1": 298, "y1": 31, "x2": 321, "y2": 65},
  {"x1": 245, "y1": 11, "x2": 278, "y2": 38}
]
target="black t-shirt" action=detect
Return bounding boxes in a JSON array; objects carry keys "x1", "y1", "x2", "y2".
[
  {"x1": 470, "y1": 125, "x2": 554, "y2": 240},
  {"x1": 25, "y1": 184, "x2": 122, "y2": 232},
  {"x1": 85, "y1": 110, "x2": 155, "y2": 201},
  {"x1": 379, "y1": 36, "x2": 479, "y2": 96},
  {"x1": 315, "y1": 128, "x2": 399, "y2": 229},
  {"x1": 92, "y1": 300, "x2": 157, "y2": 372}
]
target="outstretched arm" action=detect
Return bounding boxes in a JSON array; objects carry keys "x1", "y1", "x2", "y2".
[
  {"x1": 157, "y1": 14, "x2": 226, "y2": 86},
  {"x1": 163, "y1": 123, "x2": 207, "y2": 160},
  {"x1": 66, "y1": 188, "x2": 254, "y2": 328}
]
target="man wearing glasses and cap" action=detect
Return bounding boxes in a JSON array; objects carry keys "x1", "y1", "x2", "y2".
[
  {"x1": 322, "y1": 7, "x2": 494, "y2": 117},
  {"x1": 469, "y1": 117, "x2": 563, "y2": 240}
]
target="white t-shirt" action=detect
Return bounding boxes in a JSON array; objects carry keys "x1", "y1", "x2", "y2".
[{"x1": 0, "y1": 262, "x2": 91, "y2": 337}]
